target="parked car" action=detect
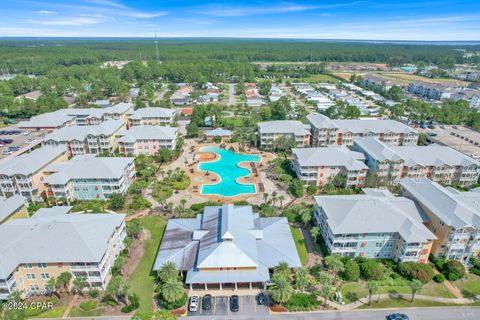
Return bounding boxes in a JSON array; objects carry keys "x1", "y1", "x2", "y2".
[
  {"x1": 0, "y1": 142, "x2": 5, "y2": 147},
  {"x1": 2, "y1": 150, "x2": 12, "y2": 155},
  {"x1": 230, "y1": 295, "x2": 239, "y2": 312},
  {"x1": 386, "y1": 313, "x2": 410, "y2": 320},
  {"x1": 25, "y1": 138, "x2": 37, "y2": 144},
  {"x1": 202, "y1": 294, "x2": 212, "y2": 310},
  {"x1": 22, "y1": 131, "x2": 31, "y2": 136},
  {"x1": 256, "y1": 292, "x2": 267, "y2": 306},
  {"x1": 453, "y1": 125, "x2": 458, "y2": 129},
  {"x1": 189, "y1": 295, "x2": 199, "y2": 312},
  {"x1": 419, "y1": 123, "x2": 427, "y2": 129},
  {"x1": 1, "y1": 139, "x2": 13, "y2": 144},
  {"x1": 427, "y1": 125, "x2": 435, "y2": 129},
  {"x1": 426, "y1": 132, "x2": 437, "y2": 137},
  {"x1": 8, "y1": 146, "x2": 20, "y2": 151}
]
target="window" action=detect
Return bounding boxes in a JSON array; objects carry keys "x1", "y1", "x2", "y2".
[
  {"x1": 24, "y1": 263, "x2": 33, "y2": 269},
  {"x1": 18, "y1": 277, "x2": 23, "y2": 284},
  {"x1": 26, "y1": 273, "x2": 36, "y2": 280},
  {"x1": 37, "y1": 263, "x2": 47, "y2": 268},
  {"x1": 41, "y1": 273, "x2": 50, "y2": 279}
]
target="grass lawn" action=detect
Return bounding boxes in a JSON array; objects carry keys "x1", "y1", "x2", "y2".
[
  {"x1": 341, "y1": 280, "x2": 455, "y2": 304},
  {"x1": 68, "y1": 306, "x2": 105, "y2": 317},
  {"x1": 358, "y1": 298, "x2": 458, "y2": 309},
  {"x1": 453, "y1": 273, "x2": 480, "y2": 298},
  {"x1": 290, "y1": 226, "x2": 308, "y2": 266},
  {"x1": 29, "y1": 305, "x2": 67, "y2": 318},
  {"x1": 127, "y1": 215, "x2": 166, "y2": 313}
]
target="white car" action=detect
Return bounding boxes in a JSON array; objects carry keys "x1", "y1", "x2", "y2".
[
  {"x1": 189, "y1": 295, "x2": 199, "y2": 312},
  {"x1": 22, "y1": 131, "x2": 31, "y2": 136},
  {"x1": 2, "y1": 150, "x2": 12, "y2": 155},
  {"x1": 25, "y1": 138, "x2": 37, "y2": 144}
]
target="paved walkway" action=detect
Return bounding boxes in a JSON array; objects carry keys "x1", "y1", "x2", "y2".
[
  {"x1": 62, "y1": 294, "x2": 77, "y2": 318},
  {"x1": 443, "y1": 278, "x2": 464, "y2": 299},
  {"x1": 301, "y1": 226, "x2": 324, "y2": 268}
]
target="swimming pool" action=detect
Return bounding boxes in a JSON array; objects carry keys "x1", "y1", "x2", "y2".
[{"x1": 198, "y1": 146, "x2": 261, "y2": 197}]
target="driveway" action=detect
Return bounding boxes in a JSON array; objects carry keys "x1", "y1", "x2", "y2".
[
  {"x1": 228, "y1": 83, "x2": 236, "y2": 106},
  {"x1": 187, "y1": 294, "x2": 268, "y2": 317}
]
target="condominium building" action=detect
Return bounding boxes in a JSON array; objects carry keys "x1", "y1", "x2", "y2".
[
  {"x1": 18, "y1": 103, "x2": 134, "y2": 130},
  {"x1": 0, "y1": 207, "x2": 126, "y2": 300},
  {"x1": 0, "y1": 195, "x2": 28, "y2": 224},
  {"x1": 0, "y1": 146, "x2": 69, "y2": 202},
  {"x1": 407, "y1": 81, "x2": 457, "y2": 100},
  {"x1": 117, "y1": 125, "x2": 178, "y2": 156},
  {"x1": 353, "y1": 138, "x2": 480, "y2": 187},
  {"x1": 42, "y1": 120, "x2": 126, "y2": 156},
  {"x1": 292, "y1": 147, "x2": 368, "y2": 188},
  {"x1": 43, "y1": 155, "x2": 135, "y2": 203},
  {"x1": 313, "y1": 189, "x2": 436, "y2": 263},
  {"x1": 400, "y1": 178, "x2": 480, "y2": 263},
  {"x1": 362, "y1": 74, "x2": 394, "y2": 91},
  {"x1": 307, "y1": 113, "x2": 419, "y2": 147},
  {"x1": 257, "y1": 120, "x2": 311, "y2": 150},
  {"x1": 127, "y1": 107, "x2": 177, "y2": 127},
  {"x1": 154, "y1": 204, "x2": 301, "y2": 291}
]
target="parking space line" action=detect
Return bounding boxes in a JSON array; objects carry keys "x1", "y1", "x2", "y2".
[
  {"x1": 213, "y1": 296, "x2": 216, "y2": 315},
  {"x1": 239, "y1": 296, "x2": 242, "y2": 313},
  {"x1": 253, "y1": 296, "x2": 257, "y2": 312}
]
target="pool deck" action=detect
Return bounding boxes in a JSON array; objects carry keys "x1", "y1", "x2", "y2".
[{"x1": 185, "y1": 142, "x2": 275, "y2": 203}]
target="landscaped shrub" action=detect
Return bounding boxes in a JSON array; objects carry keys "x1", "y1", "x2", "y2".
[
  {"x1": 358, "y1": 259, "x2": 385, "y2": 280},
  {"x1": 121, "y1": 294, "x2": 140, "y2": 313},
  {"x1": 284, "y1": 293, "x2": 318, "y2": 311},
  {"x1": 89, "y1": 288, "x2": 99, "y2": 298},
  {"x1": 433, "y1": 274, "x2": 445, "y2": 283},
  {"x1": 398, "y1": 262, "x2": 435, "y2": 283},
  {"x1": 306, "y1": 184, "x2": 317, "y2": 196},
  {"x1": 80, "y1": 300, "x2": 97, "y2": 312},
  {"x1": 470, "y1": 257, "x2": 480, "y2": 276},
  {"x1": 433, "y1": 257, "x2": 447, "y2": 271},
  {"x1": 342, "y1": 260, "x2": 360, "y2": 281},
  {"x1": 162, "y1": 292, "x2": 188, "y2": 310},
  {"x1": 444, "y1": 260, "x2": 466, "y2": 280}
]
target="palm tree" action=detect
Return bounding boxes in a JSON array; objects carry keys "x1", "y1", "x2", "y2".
[
  {"x1": 278, "y1": 195, "x2": 285, "y2": 208},
  {"x1": 161, "y1": 279, "x2": 185, "y2": 304},
  {"x1": 409, "y1": 279, "x2": 423, "y2": 303},
  {"x1": 263, "y1": 192, "x2": 269, "y2": 204},
  {"x1": 320, "y1": 284, "x2": 332, "y2": 307},
  {"x1": 274, "y1": 262, "x2": 291, "y2": 279},
  {"x1": 180, "y1": 199, "x2": 187, "y2": 210},
  {"x1": 300, "y1": 209, "x2": 311, "y2": 228},
  {"x1": 271, "y1": 196, "x2": 278, "y2": 207},
  {"x1": 57, "y1": 272, "x2": 73, "y2": 294},
  {"x1": 325, "y1": 255, "x2": 344, "y2": 284},
  {"x1": 73, "y1": 276, "x2": 87, "y2": 296},
  {"x1": 294, "y1": 267, "x2": 309, "y2": 292},
  {"x1": 367, "y1": 281, "x2": 378, "y2": 306},
  {"x1": 46, "y1": 277, "x2": 58, "y2": 297},
  {"x1": 269, "y1": 273, "x2": 293, "y2": 304},
  {"x1": 318, "y1": 271, "x2": 332, "y2": 286},
  {"x1": 310, "y1": 226, "x2": 320, "y2": 243},
  {"x1": 158, "y1": 261, "x2": 179, "y2": 283}
]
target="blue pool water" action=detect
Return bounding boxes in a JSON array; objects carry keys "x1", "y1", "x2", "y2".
[{"x1": 199, "y1": 147, "x2": 261, "y2": 197}]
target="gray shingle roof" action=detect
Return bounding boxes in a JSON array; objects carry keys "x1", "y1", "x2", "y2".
[
  {"x1": 154, "y1": 204, "x2": 301, "y2": 284},
  {"x1": 293, "y1": 147, "x2": 368, "y2": 170},
  {"x1": 307, "y1": 113, "x2": 417, "y2": 134},
  {"x1": 400, "y1": 177, "x2": 480, "y2": 229},
  {"x1": 0, "y1": 211, "x2": 125, "y2": 279},
  {"x1": 43, "y1": 155, "x2": 134, "y2": 185},
  {"x1": 44, "y1": 120, "x2": 125, "y2": 142},
  {"x1": 128, "y1": 107, "x2": 176, "y2": 120},
  {"x1": 0, "y1": 195, "x2": 27, "y2": 223},
  {"x1": 0, "y1": 146, "x2": 67, "y2": 176},
  {"x1": 258, "y1": 120, "x2": 310, "y2": 135},
  {"x1": 117, "y1": 125, "x2": 178, "y2": 143},
  {"x1": 355, "y1": 138, "x2": 480, "y2": 167},
  {"x1": 314, "y1": 190, "x2": 436, "y2": 243}
]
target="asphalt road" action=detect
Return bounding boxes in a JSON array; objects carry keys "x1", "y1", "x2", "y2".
[
  {"x1": 187, "y1": 306, "x2": 480, "y2": 320},
  {"x1": 228, "y1": 83, "x2": 236, "y2": 106}
]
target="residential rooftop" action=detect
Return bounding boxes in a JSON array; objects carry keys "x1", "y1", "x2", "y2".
[
  {"x1": 117, "y1": 125, "x2": 178, "y2": 143},
  {"x1": 258, "y1": 120, "x2": 310, "y2": 135},
  {"x1": 0, "y1": 195, "x2": 27, "y2": 223},
  {"x1": 44, "y1": 120, "x2": 125, "y2": 142},
  {"x1": 0, "y1": 146, "x2": 67, "y2": 176},
  {"x1": 354, "y1": 137, "x2": 480, "y2": 167},
  {"x1": 0, "y1": 209, "x2": 125, "y2": 279},
  {"x1": 292, "y1": 147, "x2": 368, "y2": 171},
  {"x1": 400, "y1": 177, "x2": 480, "y2": 229},
  {"x1": 307, "y1": 113, "x2": 417, "y2": 134},
  {"x1": 314, "y1": 189, "x2": 436, "y2": 243},
  {"x1": 128, "y1": 107, "x2": 177, "y2": 120},
  {"x1": 43, "y1": 155, "x2": 134, "y2": 185}
]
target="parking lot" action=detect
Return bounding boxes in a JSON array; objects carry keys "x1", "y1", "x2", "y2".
[
  {"x1": 0, "y1": 125, "x2": 47, "y2": 159},
  {"x1": 187, "y1": 294, "x2": 270, "y2": 317}
]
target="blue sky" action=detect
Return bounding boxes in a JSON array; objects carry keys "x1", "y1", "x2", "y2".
[{"x1": 1, "y1": 0, "x2": 479, "y2": 40}]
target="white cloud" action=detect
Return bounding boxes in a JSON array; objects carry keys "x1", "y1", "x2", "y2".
[
  {"x1": 31, "y1": 10, "x2": 57, "y2": 15},
  {"x1": 26, "y1": 17, "x2": 102, "y2": 26}
]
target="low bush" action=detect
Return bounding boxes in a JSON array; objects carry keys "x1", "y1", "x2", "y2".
[
  {"x1": 398, "y1": 262, "x2": 435, "y2": 283},
  {"x1": 162, "y1": 292, "x2": 188, "y2": 310},
  {"x1": 342, "y1": 260, "x2": 360, "y2": 282},
  {"x1": 357, "y1": 258, "x2": 385, "y2": 281},
  {"x1": 443, "y1": 260, "x2": 466, "y2": 280},
  {"x1": 80, "y1": 300, "x2": 97, "y2": 312},
  {"x1": 284, "y1": 292, "x2": 319, "y2": 311},
  {"x1": 433, "y1": 274, "x2": 445, "y2": 283},
  {"x1": 89, "y1": 288, "x2": 99, "y2": 299}
]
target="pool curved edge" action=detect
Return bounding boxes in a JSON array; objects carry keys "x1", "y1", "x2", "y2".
[{"x1": 196, "y1": 147, "x2": 261, "y2": 197}]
